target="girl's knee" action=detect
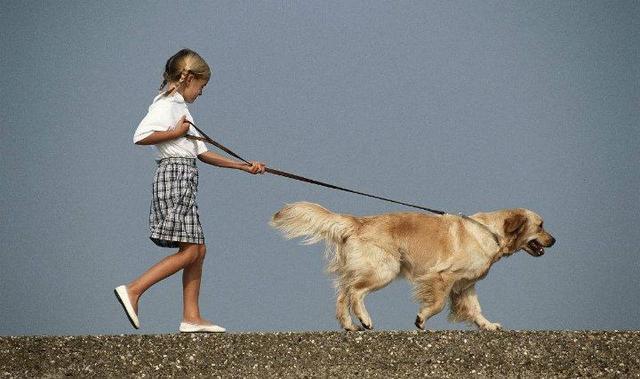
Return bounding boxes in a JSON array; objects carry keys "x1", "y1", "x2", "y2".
[
  {"x1": 197, "y1": 244, "x2": 206, "y2": 261},
  {"x1": 178, "y1": 243, "x2": 202, "y2": 264}
]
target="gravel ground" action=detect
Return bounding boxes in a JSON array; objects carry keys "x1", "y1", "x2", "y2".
[{"x1": 1, "y1": 331, "x2": 639, "y2": 378}]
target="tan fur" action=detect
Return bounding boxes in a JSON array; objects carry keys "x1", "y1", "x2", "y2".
[{"x1": 270, "y1": 202, "x2": 555, "y2": 331}]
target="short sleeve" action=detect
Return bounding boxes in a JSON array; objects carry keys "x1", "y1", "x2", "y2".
[
  {"x1": 133, "y1": 99, "x2": 173, "y2": 143},
  {"x1": 195, "y1": 140, "x2": 208, "y2": 155},
  {"x1": 189, "y1": 125, "x2": 209, "y2": 155}
]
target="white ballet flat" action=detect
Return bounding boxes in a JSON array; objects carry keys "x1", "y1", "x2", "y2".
[
  {"x1": 179, "y1": 322, "x2": 226, "y2": 333},
  {"x1": 114, "y1": 285, "x2": 139, "y2": 329}
]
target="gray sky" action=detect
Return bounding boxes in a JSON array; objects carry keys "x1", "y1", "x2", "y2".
[{"x1": 1, "y1": 1, "x2": 638, "y2": 336}]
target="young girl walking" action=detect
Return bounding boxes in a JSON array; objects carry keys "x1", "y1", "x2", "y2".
[{"x1": 115, "y1": 48, "x2": 266, "y2": 333}]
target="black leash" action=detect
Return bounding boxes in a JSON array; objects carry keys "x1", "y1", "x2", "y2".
[
  {"x1": 185, "y1": 120, "x2": 447, "y2": 215},
  {"x1": 185, "y1": 121, "x2": 504, "y2": 247}
]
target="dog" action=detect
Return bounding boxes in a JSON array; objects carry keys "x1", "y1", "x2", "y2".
[{"x1": 270, "y1": 202, "x2": 555, "y2": 331}]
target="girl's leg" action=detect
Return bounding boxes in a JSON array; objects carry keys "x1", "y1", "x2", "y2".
[
  {"x1": 126, "y1": 242, "x2": 201, "y2": 314},
  {"x1": 181, "y1": 244, "x2": 208, "y2": 324}
]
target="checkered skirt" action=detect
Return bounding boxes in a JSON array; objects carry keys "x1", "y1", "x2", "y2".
[{"x1": 149, "y1": 157, "x2": 205, "y2": 248}]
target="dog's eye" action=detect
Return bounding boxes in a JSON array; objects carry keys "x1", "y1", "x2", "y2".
[{"x1": 539, "y1": 222, "x2": 544, "y2": 228}]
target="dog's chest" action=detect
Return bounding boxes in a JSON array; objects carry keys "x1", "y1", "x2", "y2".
[{"x1": 463, "y1": 254, "x2": 492, "y2": 280}]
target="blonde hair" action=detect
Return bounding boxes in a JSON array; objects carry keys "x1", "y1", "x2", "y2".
[{"x1": 159, "y1": 49, "x2": 211, "y2": 96}]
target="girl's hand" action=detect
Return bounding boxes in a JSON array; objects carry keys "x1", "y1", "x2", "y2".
[
  {"x1": 173, "y1": 115, "x2": 190, "y2": 138},
  {"x1": 243, "y1": 161, "x2": 266, "y2": 175}
]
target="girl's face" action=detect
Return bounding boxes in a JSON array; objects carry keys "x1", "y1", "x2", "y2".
[{"x1": 182, "y1": 76, "x2": 209, "y2": 103}]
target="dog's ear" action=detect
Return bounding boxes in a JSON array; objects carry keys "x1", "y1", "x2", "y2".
[{"x1": 504, "y1": 213, "x2": 527, "y2": 236}]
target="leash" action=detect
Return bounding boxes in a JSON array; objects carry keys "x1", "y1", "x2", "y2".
[
  {"x1": 184, "y1": 121, "x2": 446, "y2": 215},
  {"x1": 184, "y1": 121, "x2": 503, "y2": 247}
]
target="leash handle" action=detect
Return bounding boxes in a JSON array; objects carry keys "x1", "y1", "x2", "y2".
[{"x1": 184, "y1": 121, "x2": 446, "y2": 215}]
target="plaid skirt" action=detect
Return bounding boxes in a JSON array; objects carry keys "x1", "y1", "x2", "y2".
[{"x1": 149, "y1": 157, "x2": 205, "y2": 248}]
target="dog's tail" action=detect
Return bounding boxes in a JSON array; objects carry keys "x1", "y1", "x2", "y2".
[
  {"x1": 270, "y1": 202, "x2": 357, "y2": 272},
  {"x1": 270, "y1": 202, "x2": 356, "y2": 245}
]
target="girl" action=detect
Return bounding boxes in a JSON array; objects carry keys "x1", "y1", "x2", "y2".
[{"x1": 115, "y1": 48, "x2": 266, "y2": 333}]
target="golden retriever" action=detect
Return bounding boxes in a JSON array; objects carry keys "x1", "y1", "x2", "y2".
[{"x1": 270, "y1": 202, "x2": 555, "y2": 331}]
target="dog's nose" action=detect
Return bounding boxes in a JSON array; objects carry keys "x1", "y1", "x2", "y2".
[{"x1": 548, "y1": 236, "x2": 556, "y2": 247}]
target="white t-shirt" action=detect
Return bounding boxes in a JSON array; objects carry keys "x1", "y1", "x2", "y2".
[{"x1": 133, "y1": 92, "x2": 208, "y2": 159}]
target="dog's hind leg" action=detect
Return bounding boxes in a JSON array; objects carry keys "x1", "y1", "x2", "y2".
[
  {"x1": 413, "y1": 273, "x2": 454, "y2": 330},
  {"x1": 335, "y1": 283, "x2": 360, "y2": 331},
  {"x1": 350, "y1": 287, "x2": 373, "y2": 330},
  {"x1": 350, "y1": 265, "x2": 399, "y2": 330},
  {"x1": 449, "y1": 285, "x2": 502, "y2": 331}
]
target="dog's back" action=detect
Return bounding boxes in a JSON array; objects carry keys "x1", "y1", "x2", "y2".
[{"x1": 270, "y1": 202, "x2": 450, "y2": 272}]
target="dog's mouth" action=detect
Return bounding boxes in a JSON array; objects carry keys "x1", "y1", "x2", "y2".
[{"x1": 525, "y1": 239, "x2": 545, "y2": 257}]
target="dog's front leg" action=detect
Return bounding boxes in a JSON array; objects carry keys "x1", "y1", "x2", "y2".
[
  {"x1": 413, "y1": 274, "x2": 453, "y2": 330},
  {"x1": 449, "y1": 285, "x2": 502, "y2": 331}
]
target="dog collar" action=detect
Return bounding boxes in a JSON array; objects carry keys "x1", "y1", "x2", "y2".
[{"x1": 458, "y1": 213, "x2": 502, "y2": 249}]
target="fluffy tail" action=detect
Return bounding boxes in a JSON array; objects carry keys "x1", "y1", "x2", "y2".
[
  {"x1": 270, "y1": 202, "x2": 357, "y2": 272},
  {"x1": 270, "y1": 202, "x2": 356, "y2": 245}
]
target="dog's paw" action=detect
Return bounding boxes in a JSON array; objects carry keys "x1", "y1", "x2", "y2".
[
  {"x1": 344, "y1": 325, "x2": 365, "y2": 332},
  {"x1": 414, "y1": 315, "x2": 425, "y2": 330},
  {"x1": 479, "y1": 322, "x2": 502, "y2": 331},
  {"x1": 358, "y1": 318, "x2": 373, "y2": 330}
]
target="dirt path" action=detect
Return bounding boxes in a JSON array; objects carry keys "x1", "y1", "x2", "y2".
[{"x1": 2, "y1": 331, "x2": 639, "y2": 377}]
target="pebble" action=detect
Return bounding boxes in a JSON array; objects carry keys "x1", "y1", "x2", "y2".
[{"x1": 0, "y1": 331, "x2": 639, "y2": 377}]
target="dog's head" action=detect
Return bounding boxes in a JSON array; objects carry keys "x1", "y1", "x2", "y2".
[{"x1": 501, "y1": 209, "x2": 555, "y2": 257}]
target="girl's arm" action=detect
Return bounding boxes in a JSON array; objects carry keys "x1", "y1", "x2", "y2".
[
  {"x1": 197, "y1": 151, "x2": 266, "y2": 174},
  {"x1": 135, "y1": 116, "x2": 190, "y2": 145}
]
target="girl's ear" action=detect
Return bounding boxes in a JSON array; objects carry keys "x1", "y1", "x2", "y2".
[{"x1": 184, "y1": 72, "x2": 195, "y2": 85}]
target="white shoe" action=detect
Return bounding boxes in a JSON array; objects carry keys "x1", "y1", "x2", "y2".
[
  {"x1": 114, "y1": 285, "x2": 139, "y2": 329},
  {"x1": 179, "y1": 322, "x2": 226, "y2": 333}
]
